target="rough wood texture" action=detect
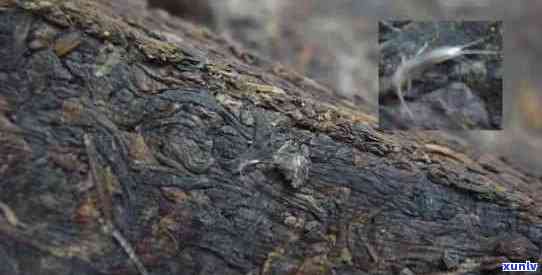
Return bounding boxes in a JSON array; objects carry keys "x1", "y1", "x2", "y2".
[{"x1": 0, "y1": 1, "x2": 541, "y2": 274}]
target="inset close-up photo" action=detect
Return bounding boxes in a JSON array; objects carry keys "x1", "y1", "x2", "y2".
[{"x1": 379, "y1": 21, "x2": 503, "y2": 130}]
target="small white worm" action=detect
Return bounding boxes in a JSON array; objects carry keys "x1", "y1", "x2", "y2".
[
  {"x1": 391, "y1": 37, "x2": 500, "y2": 120},
  {"x1": 0, "y1": 201, "x2": 27, "y2": 228}
]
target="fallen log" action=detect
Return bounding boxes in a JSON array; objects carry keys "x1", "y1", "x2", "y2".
[{"x1": 0, "y1": 1, "x2": 540, "y2": 274}]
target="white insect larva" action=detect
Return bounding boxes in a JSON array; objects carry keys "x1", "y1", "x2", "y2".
[{"x1": 391, "y1": 36, "x2": 500, "y2": 120}]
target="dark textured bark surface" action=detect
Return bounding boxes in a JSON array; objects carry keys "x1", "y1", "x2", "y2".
[{"x1": 0, "y1": 1, "x2": 541, "y2": 275}]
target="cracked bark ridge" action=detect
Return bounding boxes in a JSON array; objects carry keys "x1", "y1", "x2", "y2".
[{"x1": 0, "y1": 1, "x2": 541, "y2": 275}]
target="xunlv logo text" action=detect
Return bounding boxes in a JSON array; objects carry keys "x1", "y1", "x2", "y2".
[{"x1": 502, "y1": 261, "x2": 539, "y2": 272}]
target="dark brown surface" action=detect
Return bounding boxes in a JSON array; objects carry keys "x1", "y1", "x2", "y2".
[{"x1": 0, "y1": 1, "x2": 541, "y2": 274}]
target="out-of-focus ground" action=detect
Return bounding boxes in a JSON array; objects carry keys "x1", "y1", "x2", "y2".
[{"x1": 147, "y1": 0, "x2": 542, "y2": 173}]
